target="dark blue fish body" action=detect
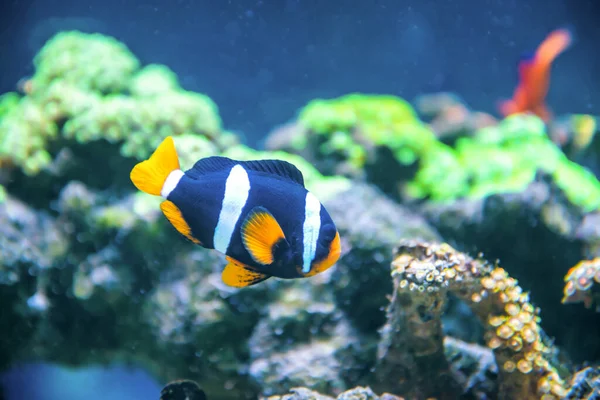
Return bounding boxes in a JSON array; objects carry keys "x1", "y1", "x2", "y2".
[{"x1": 130, "y1": 138, "x2": 341, "y2": 287}]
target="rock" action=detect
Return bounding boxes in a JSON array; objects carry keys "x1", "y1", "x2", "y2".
[{"x1": 264, "y1": 386, "x2": 403, "y2": 400}]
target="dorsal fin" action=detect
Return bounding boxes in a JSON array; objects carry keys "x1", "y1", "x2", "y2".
[
  {"x1": 186, "y1": 156, "x2": 237, "y2": 179},
  {"x1": 186, "y1": 156, "x2": 305, "y2": 186},
  {"x1": 239, "y1": 159, "x2": 304, "y2": 186}
]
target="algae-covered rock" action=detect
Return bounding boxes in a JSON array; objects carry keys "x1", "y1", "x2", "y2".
[
  {"x1": 247, "y1": 278, "x2": 365, "y2": 397},
  {"x1": 264, "y1": 386, "x2": 404, "y2": 400},
  {"x1": 323, "y1": 182, "x2": 441, "y2": 333}
]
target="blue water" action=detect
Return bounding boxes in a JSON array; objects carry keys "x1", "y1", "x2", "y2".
[
  {"x1": 1, "y1": 363, "x2": 162, "y2": 400},
  {"x1": 2, "y1": 0, "x2": 599, "y2": 146}
]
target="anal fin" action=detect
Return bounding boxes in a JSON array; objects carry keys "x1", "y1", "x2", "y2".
[{"x1": 222, "y1": 256, "x2": 270, "y2": 287}]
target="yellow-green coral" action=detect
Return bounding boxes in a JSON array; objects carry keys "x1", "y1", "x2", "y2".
[
  {"x1": 0, "y1": 30, "x2": 228, "y2": 177},
  {"x1": 298, "y1": 93, "x2": 435, "y2": 171},
  {"x1": 0, "y1": 93, "x2": 20, "y2": 118},
  {"x1": 129, "y1": 64, "x2": 180, "y2": 97},
  {"x1": 297, "y1": 94, "x2": 600, "y2": 211},
  {"x1": 569, "y1": 114, "x2": 597, "y2": 152},
  {"x1": 31, "y1": 30, "x2": 139, "y2": 94}
]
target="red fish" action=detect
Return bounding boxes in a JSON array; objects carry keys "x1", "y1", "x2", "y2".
[{"x1": 498, "y1": 28, "x2": 573, "y2": 122}]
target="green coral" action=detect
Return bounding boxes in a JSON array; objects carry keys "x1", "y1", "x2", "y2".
[
  {"x1": 129, "y1": 64, "x2": 180, "y2": 97},
  {"x1": 31, "y1": 30, "x2": 139, "y2": 94},
  {"x1": 0, "y1": 93, "x2": 20, "y2": 119},
  {"x1": 410, "y1": 114, "x2": 600, "y2": 211},
  {"x1": 222, "y1": 145, "x2": 351, "y2": 202},
  {"x1": 296, "y1": 94, "x2": 600, "y2": 211},
  {"x1": 0, "y1": 30, "x2": 228, "y2": 177},
  {"x1": 298, "y1": 93, "x2": 435, "y2": 170}
]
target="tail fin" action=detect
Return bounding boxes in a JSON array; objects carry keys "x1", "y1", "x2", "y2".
[
  {"x1": 130, "y1": 136, "x2": 180, "y2": 196},
  {"x1": 536, "y1": 28, "x2": 573, "y2": 66}
]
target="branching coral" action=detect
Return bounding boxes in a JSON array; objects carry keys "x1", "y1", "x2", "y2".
[{"x1": 374, "y1": 240, "x2": 567, "y2": 400}]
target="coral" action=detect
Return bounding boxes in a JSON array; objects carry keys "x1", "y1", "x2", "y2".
[
  {"x1": 291, "y1": 93, "x2": 436, "y2": 177},
  {"x1": 373, "y1": 240, "x2": 567, "y2": 400},
  {"x1": 247, "y1": 278, "x2": 364, "y2": 397},
  {"x1": 421, "y1": 172, "x2": 600, "y2": 363},
  {"x1": 549, "y1": 114, "x2": 598, "y2": 155},
  {"x1": 562, "y1": 258, "x2": 600, "y2": 311},
  {"x1": 269, "y1": 95, "x2": 600, "y2": 212},
  {"x1": 564, "y1": 366, "x2": 600, "y2": 399},
  {"x1": 30, "y1": 30, "x2": 139, "y2": 94},
  {"x1": 443, "y1": 336, "x2": 498, "y2": 398},
  {"x1": 264, "y1": 386, "x2": 404, "y2": 400},
  {"x1": 0, "y1": 31, "x2": 229, "y2": 181},
  {"x1": 0, "y1": 166, "x2": 442, "y2": 399},
  {"x1": 413, "y1": 92, "x2": 498, "y2": 140},
  {"x1": 409, "y1": 114, "x2": 600, "y2": 211},
  {"x1": 129, "y1": 64, "x2": 181, "y2": 97}
]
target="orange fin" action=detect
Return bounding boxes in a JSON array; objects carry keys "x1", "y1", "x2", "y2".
[
  {"x1": 240, "y1": 206, "x2": 287, "y2": 265},
  {"x1": 160, "y1": 200, "x2": 201, "y2": 245},
  {"x1": 130, "y1": 136, "x2": 180, "y2": 196},
  {"x1": 222, "y1": 256, "x2": 270, "y2": 287},
  {"x1": 536, "y1": 28, "x2": 572, "y2": 66},
  {"x1": 305, "y1": 231, "x2": 341, "y2": 277}
]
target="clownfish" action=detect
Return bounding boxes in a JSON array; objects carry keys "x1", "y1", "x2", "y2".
[
  {"x1": 498, "y1": 28, "x2": 573, "y2": 122},
  {"x1": 130, "y1": 136, "x2": 341, "y2": 288}
]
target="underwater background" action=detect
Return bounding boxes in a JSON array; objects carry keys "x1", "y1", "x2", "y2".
[{"x1": 1, "y1": 1, "x2": 600, "y2": 399}]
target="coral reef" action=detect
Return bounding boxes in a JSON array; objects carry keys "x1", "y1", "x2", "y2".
[
  {"x1": 2, "y1": 30, "x2": 600, "y2": 400},
  {"x1": 268, "y1": 95, "x2": 600, "y2": 212},
  {"x1": 0, "y1": 30, "x2": 233, "y2": 208},
  {"x1": 374, "y1": 240, "x2": 567, "y2": 400}
]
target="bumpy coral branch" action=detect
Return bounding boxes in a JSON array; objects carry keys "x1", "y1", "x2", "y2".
[
  {"x1": 562, "y1": 258, "x2": 600, "y2": 311},
  {"x1": 373, "y1": 246, "x2": 461, "y2": 399},
  {"x1": 375, "y1": 240, "x2": 567, "y2": 400}
]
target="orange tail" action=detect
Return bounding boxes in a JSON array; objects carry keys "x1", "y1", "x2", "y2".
[
  {"x1": 130, "y1": 136, "x2": 181, "y2": 196},
  {"x1": 536, "y1": 28, "x2": 573, "y2": 66}
]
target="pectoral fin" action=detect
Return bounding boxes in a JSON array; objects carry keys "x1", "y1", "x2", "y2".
[
  {"x1": 241, "y1": 206, "x2": 289, "y2": 265},
  {"x1": 222, "y1": 256, "x2": 270, "y2": 287}
]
